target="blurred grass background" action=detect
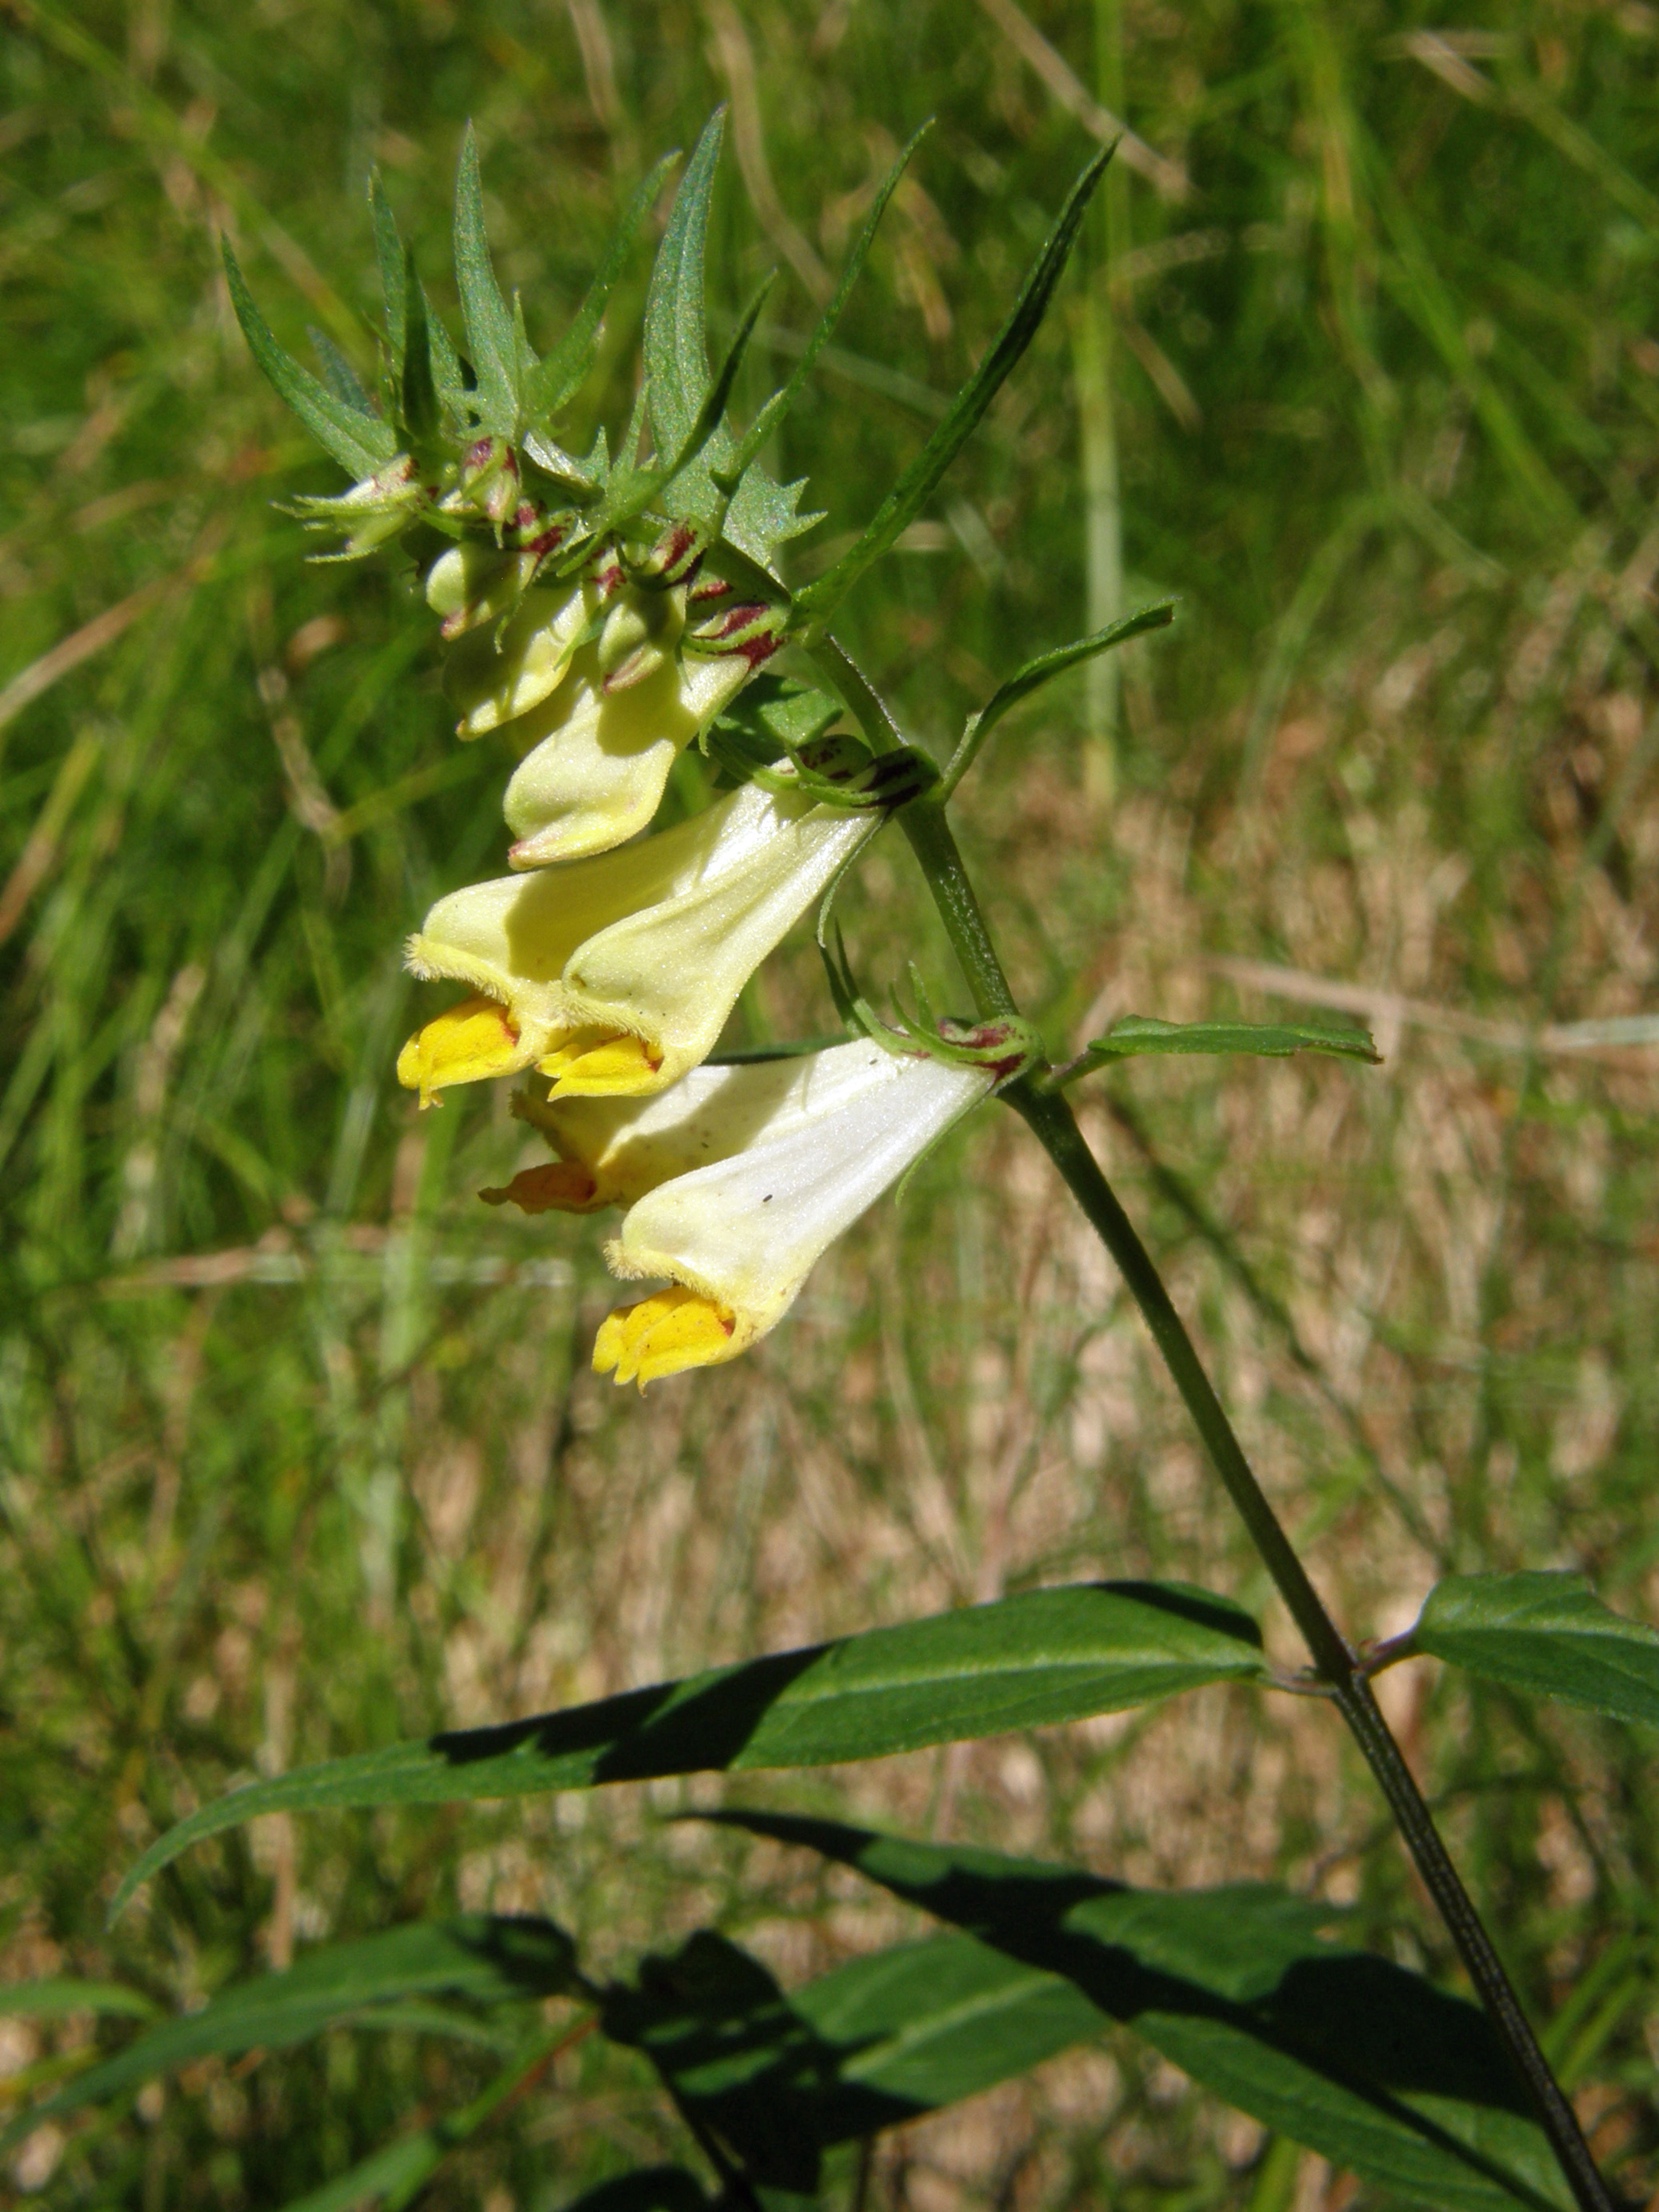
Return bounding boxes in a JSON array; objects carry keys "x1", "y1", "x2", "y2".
[{"x1": 3, "y1": 0, "x2": 1659, "y2": 2202}]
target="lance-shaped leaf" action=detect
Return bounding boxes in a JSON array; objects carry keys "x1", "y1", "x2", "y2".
[
  {"x1": 638, "y1": 108, "x2": 822, "y2": 571},
  {"x1": 1061, "y1": 1014, "x2": 1381, "y2": 1079},
  {"x1": 0, "y1": 1918, "x2": 576, "y2": 2155},
  {"x1": 645, "y1": 109, "x2": 726, "y2": 465},
  {"x1": 112, "y1": 1583, "x2": 1264, "y2": 1918},
  {"x1": 604, "y1": 1926, "x2": 1105, "y2": 2194},
  {"x1": 941, "y1": 600, "x2": 1177, "y2": 796},
  {"x1": 223, "y1": 243, "x2": 398, "y2": 481},
  {"x1": 1408, "y1": 1572, "x2": 1659, "y2": 1729},
  {"x1": 718, "y1": 1817, "x2": 1573, "y2": 2212},
  {"x1": 525, "y1": 151, "x2": 681, "y2": 427},
  {"x1": 582, "y1": 270, "x2": 778, "y2": 541},
  {"x1": 453, "y1": 122, "x2": 524, "y2": 437},
  {"x1": 714, "y1": 122, "x2": 933, "y2": 502},
  {"x1": 793, "y1": 148, "x2": 1112, "y2": 634}
]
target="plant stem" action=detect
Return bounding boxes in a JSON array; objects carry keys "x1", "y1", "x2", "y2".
[
  {"x1": 897, "y1": 800, "x2": 1020, "y2": 1022},
  {"x1": 889, "y1": 768, "x2": 1617, "y2": 2212}
]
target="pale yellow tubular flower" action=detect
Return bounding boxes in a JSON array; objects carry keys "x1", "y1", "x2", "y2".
[
  {"x1": 582, "y1": 1042, "x2": 995, "y2": 1388},
  {"x1": 481, "y1": 1052, "x2": 868, "y2": 1215},
  {"x1": 443, "y1": 574, "x2": 604, "y2": 738},
  {"x1": 398, "y1": 781, "x2": 879, "y2": 1108},
  {"x1": 500, "y1": 644, "x2": 754, "y2": 867}
]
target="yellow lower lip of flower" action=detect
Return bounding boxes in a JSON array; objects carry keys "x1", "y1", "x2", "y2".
[
  {"x1": 592, "y1": 1286, "x2": 738, "y2": 1389},
  {"x1": 537, "y1": 1026, "x2": 663, "y2": 1097},
  {"x1": 478, "y1": 1162, "x2": 599, "y2": 1214},
  {"x1": 397, "y1": 993, "x2": 522, "y2": 1107}
]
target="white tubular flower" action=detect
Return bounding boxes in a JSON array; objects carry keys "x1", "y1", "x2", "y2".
[
  {"x1": 483, "y1": 1042, "x2": 995, "y2": 1388},
  {"x1": 499, "y1": 642, "x2": 754, "y2": 868},
  {"x1": 397, "y1": 782, "x2": 878, "y2": 1107}
]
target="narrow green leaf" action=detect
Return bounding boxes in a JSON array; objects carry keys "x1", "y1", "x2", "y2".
[
  {"x1": 941, "y1": 601, "x2": 1177, "y2": 794},
  {"x1": 645, "y1": 109, "x2": 726, "y2": 463},
  {"x1": 719, "y1": 120, "x2": 933, "y2": 492},
  {"x1": 0, "y1": 1918, "x2": 575, "y2": 2154},
  {"x1": 525, "y1": 150, "x2": 680, "y2": 426},
  {"x1": 368, "y1": 170, "x2": 406, "y2": 380},
  {"x1": 1411, "y1": 1572, "x2": 1659, "y2": 1728},
  {"x1": 605, "y1": 1926, "x2": 1101, "y2": 2194},
  {"x1": 424, "y1": 290, "x2": 469, "y2": 424},
  {"x1": 589, "y1": 269, "x2": 778, "y2": 538},
  {"x1": 222, "y1": 243, "x2": 398, "y2": 481},
  {"x1": 794, "y1": 148, "x2": 1111, "y2": 633},
  {"x1": 452, "y1": 122, "x2": 522, "y2": 437},
  {"x1": 1078, "y1": 1015, "x2": 1382, "y2": 1068},
  {"x1": 721, "y1": 1817, "x2": 1572, "y2": 2212},
  {"x1": 0, "y1": 1978, "x2": 158, "y2": 2022},
  {"x1": 113, "y1": 1583, "x2": 1264, "y2": 1918}
]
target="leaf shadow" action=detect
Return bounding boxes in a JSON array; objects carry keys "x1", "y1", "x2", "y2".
[{"x1": 709, "y1": 1814, "x2": 1565, "y2": 2212}]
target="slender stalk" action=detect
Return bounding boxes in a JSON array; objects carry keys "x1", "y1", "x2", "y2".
[{"x1": 881, "y1": 759, "x2": 1617, "y2": 2212}]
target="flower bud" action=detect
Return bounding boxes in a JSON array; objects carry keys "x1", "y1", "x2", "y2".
[{"x1": 594, "y1": 582, "x2": 687, "y2": 693}]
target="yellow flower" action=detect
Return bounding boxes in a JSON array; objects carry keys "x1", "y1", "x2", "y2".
[
  {"x1": 486, "y1": 1042, "x2": 995, "y2": 1386},
  {"x1": 397, "y1": 781, "x2": 878, "y2": 1108},
  {"x1": 442, "y1": 574, "x2": 602, "y2": 738},
  {"x1": 499, "y1": 641, "x2": 755, "y2": 867}
]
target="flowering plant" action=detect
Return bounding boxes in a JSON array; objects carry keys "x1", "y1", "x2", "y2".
[{"x1": 19, "y1": 109, "x2": 1644, "y2": 2212}]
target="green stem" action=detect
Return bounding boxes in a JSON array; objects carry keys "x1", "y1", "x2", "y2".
[
  {"x1": 889, "y1": 782, "x2": 1616, "y2": 2212},
  {"x1": 897, "y1": 800, "x2": 1019, "y2": 1022}
]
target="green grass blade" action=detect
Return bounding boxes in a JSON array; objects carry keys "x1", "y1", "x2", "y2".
[
  {"x1": 0, "y1": 1918, "x2": 576, "y2": 2154},
  {"x1": 721, "y1": 1817, "x2": 1573, "y2": 2212},
  {"x1": 111, "y1": 1584, "x2": 1264, "y2": 1918},
  {"x1": 276, "y1": 2131, "x2": 442, "y2": 2212},
  {"x1": 793, "y1": 147, "x2": 1111, "y2": 634},
  {"x1": 222, "y1": 244, "x2": 398, "y2": 480},
  {"x1": 452, "y1": 122, "x2": 523, "y2": 438},
  {"x1": 274, "y1": 2026, "x2": 571, "y2": 2212},
  {"x1": 1409, "y1": 1573, "x2": 1659, "y2": 1728}
]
